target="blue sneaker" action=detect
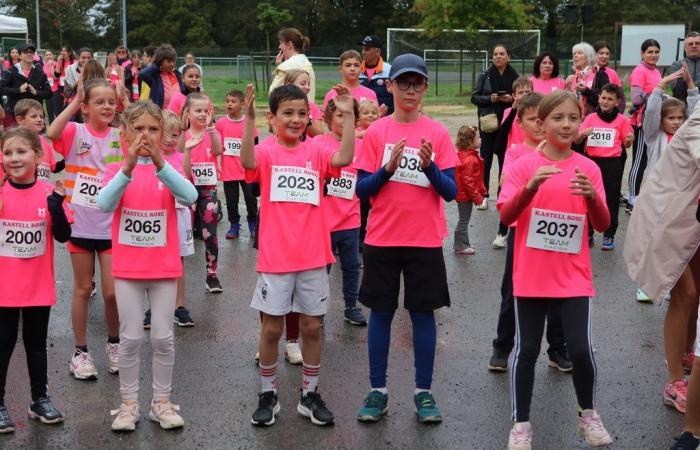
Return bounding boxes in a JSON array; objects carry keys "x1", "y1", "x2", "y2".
[
  {"x1": 226, "y1": 223, "x2": 241, "y2": 240},
  {"x1": 248, "y1": 220, "x2": 258, "y2": 239},
  {"x1": 414, "y1": 392, "x2": 442, "y2": 423},
  {"x1": 601, "y1": 237, "x2": 615, "y2": 251},
  {"x1": 357, "y1": 391, "x2": 388, "y2": 422},
  {"x1": 670, "y1": 431, "x2": 700, "y2": 449}
]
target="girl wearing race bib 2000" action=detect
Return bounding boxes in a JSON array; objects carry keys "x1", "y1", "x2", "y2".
[
  {"x1": 498, "y1": 91, "x2": 612, "y2": 450},
  {"x1": 0, "y1": 127, "x2": 71, "y2": 432},
  {"x1": 96, "y1": 101, "x2": 197, "y2": 432},
  {"x1": 47, "y1": 78, "x2": 124, "y2": 381}
]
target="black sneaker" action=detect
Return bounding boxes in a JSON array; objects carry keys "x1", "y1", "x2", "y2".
[
  {"x1": 488, "y1": 348, "x2": 509, "y2": 372},
  {"x1": 28, "y1": 397, "x2": 64, "y2": 424},
  {"x1": 548, "y1": 351, "x2": 573, "y2": 373},
  {"x1": 205, "y1": 275, "x2": 223, "y2": 293},
  {"x1": 0, "y1": 405, "x2": 15, "y2": 433},
  {"x1": 174, "y1": 307, "x2": 195, "y2": 327},
  {"x1": 297, "y1": 389, "x2": 334, "y2": 426},
  {"x1": 671, "y1": 431, "x2": 700, "y2": 450},
  {"x1": 143, "y1": 309, "x2": 151, "y2": 329},
  {"x1": 344, "y1": 307, "x2": 367, "y2": 326},
  {"x1": 251, "y1": 391, "x2": 280, "y2": 426}
]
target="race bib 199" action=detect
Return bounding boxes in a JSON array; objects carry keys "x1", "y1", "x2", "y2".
[
  {"x1": 526, "y1": 208, "x2": 585, "y2": 254},
  {"x1": 71, "y1": 172, "x2": 102, "y2": 209},
  {"x1": 37, "y1": 163, "x2": 51, "y2": 182},
  {"x1": 270, "y1": 166, "x2": 320, "y2": 205},
  {"x1": 0, "y1": 219, "x2": 46, "y2": 258},
  {"x1": 326, "y1": 170, "x2": 357, "y2": 200},
  {"x1": 587, "y1": 128, "x2": 616, "y2": 148},
  {"x1": 381, "y1": 144, "x2": 434, "y2": 188},
  {"x1": 191, "y1": 162, "x2": 217, "y2": 186},
  {"x1": 118, "y1": 208, "x2": 167, "y2": 247},
  {"x1": 223, "y1": 138, "x2": 242, "y2": 157}
]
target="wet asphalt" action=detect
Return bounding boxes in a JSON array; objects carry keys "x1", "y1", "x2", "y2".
[{"x1": 0, "y1": 166, "x2": 682, "y2": 450}]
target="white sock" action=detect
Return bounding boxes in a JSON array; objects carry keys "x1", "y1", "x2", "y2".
[
  {"x1": 415, "y1": 388, "x2": 431, "y2": 395},
  {"x1": 259, "y1": 362, "x2": 277, "y2": 393},
  {"x1": 371, "y1": 387, "x2": 388, "y2": 394},
  {"x1": 302, "y1": 363, "x2": 320, "y2": 395}
]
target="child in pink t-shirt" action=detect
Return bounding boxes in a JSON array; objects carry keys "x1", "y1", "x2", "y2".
[
  {"x1": 497, "y1": 91, "x2": 612, "y2": 449},
  {"x1": 167, "y1": 64, "x2": 202, "y2": 116},
  {"x1": 578, "y1": 83, "x2": 633, "y2": 250},
  {"x1": 97, "y1": 102, "x2": 197, "y2": 432},
  {"x1": 13, "y1": 99, "x2": 62, "y2": 182},
  {"x1": 241, "y1": 83, "x2": 356, "y2": 427},
  {"x1": 0, "y1": 127, "x2": 71, "y2": 430},
  {"x1": 217, "y1": 89, "x2": 260, "y2": 240},
  {"x1": 355, "y1": 100, "x2": 380, "y2": 139},
  {"x1": 322, "y1": 50, "x2": 379, "y2": 112}
]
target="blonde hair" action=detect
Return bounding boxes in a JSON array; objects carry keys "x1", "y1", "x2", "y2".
[
  {"x1": 358, "y1": 100, "x2": 378, "y2": 114},
  {"x1": 181, "y1": 92, "x2": 210, "y2": 128},
  {"x1": 122, "y1": 101, "x2": 163, "y2": 131},
  {"x1": 282, "y1": 69, "x2": 310, "y2": 85},
  {"x1": 162, "y1": 109, "x2": 182, "y2": 133},
  {"x1": 456, "y1": 125, "x2": 477, "y2": 149},
  {"x1": 538, "y1": 91, "x2": 581, "y2": 121},
  {"x1": 2, "y1": 127, "x2": 43, "y2": 180}
]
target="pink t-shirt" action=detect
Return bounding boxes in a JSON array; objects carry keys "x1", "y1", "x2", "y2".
[
  {"x1": 497, "y1": 151, "x2": 605, "y2": 298},
  {"x1": 43, "y1": 62, "x2": 58, "y2": 92},
  {"x1": 502, "y1": 107, "x2": 525, "y2": 151},
  {"x1": 629, "y1": 63, "x2": 661, "y2": 126},
  {"x1": 315, "y1": 133, "x2": 361, "y2": 232},
  {"x1": 530, "y1": 76, "x2": 566, "y2": 94},
  {"x1": 580, "y1": 113, "x2": 633, "y2": 158},
  {"x1": 186, "y1": 129, "x2": 221, "y2": 187},
  {"x1": 356, "y1": 115, "x2": 459, "y2": 247},
  {"x1": 216, "y1": 115, "x2": 259, "y2": 181},
  {"x1": 601, "y1": 67, "x2": 622, "y2": 87},
  {"x1": 167, "y1": 91, "x2": 187, "y2": 116},
  {"x1": 322, "y1": 85, "x2": 378, "y2": 112},
  {"x1": 244, "y1": 139, "x2": 340, "y2": 273},
  {"x1": 103, "y1": 161, "x2": 183, "y2": 279},
  {"x1": 309, "y1": 101, "x2": 322, "y2": 120},
  {"x1": 161, "y1": 72, "x2": 179, "y2": 110},
  {"x1": 502, "y1": 142, "x2": 536, "y2": 178},
  {"x1": 0, "y1": 180, "x2": 57, "y2": 307},
  {"x1": 37, "y1": 135, "x2": 57, "y2": 182}
]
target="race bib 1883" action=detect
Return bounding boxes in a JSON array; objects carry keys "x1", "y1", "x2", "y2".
[
  {"x1": 118, "y1": 208, "x2": 167, "y2": 247},
  {"x1": 270, "y1": 166, "x2": 320, "y2": 205},
  {"x1": 0, "y1": 219, "x2": 46, "y2": 258},
  {"x1": 381, "y1": 144, "x2": 434, "y2": 188},
  {"x1": 526, "y1": 208, "x2": 585, "y2": 254},
  {"x1": 191, "y1": 162, "x2": 217, "y2": 186},
  {"x1": 587, "y1": 128, "x2": 616, "y2": 148},
  {"x1": 326, "y1": 170, "x2": 357, "y2": 200},
  {"x1": 223, "y1": 138, "x2": 242, "y2": 157},
  {"x1": 71, "y1": 172, "x2": 102, "y2": 209}
]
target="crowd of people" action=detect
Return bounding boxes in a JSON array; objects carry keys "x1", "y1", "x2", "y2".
[{"x1": 0, "y1": 27, "x2": 700, "y2": 450}]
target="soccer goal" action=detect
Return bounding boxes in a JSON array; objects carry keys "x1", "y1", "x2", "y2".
[{"x1": 423, "y1": 49, "x2": 489, "y2": 72}]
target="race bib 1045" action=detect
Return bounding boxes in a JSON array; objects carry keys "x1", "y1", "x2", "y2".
[
  {"x1": 191, "y1": 162, "x2": 217, "y2": 186},
  {"x1": 587, "y1": 128, "x2": 616, "y2": 148},
  {"x1": 71, "y1": 172, "x2": 102, "y2": 209},
  {"x1": 0, "y1": 219, "x2": 46, "y2": 258},
  {"x1": 326, "y1": 170, "x2": 357, "y2": 200},
  {"x1": 223, "y1": 138, "x2": 242, "y2": 157},
  {"x1": 381, "y1": 144, "x2": 434, "y2": 188},
  {"x1": 526, "y1": 208, "x2": 585, "y2": 254},
  {"x1": 118, "y1": 208, "x2": 167, "y2": 247},
  {"x1": 270, "y1": 166, "x2": 320, "y2": 205}
]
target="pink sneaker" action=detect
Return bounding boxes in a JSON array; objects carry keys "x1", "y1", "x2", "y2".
[
  {"x1": 664, "y1": 379, "x2": 688, "y2": 413},
  {"x1": 508, "y1": 421, "x2": 532, "y2": 450},
  {"x1": 577, "y1": 409, "x2": 612, "y2": 446},
  {"x1": 683, "y1": 353, "x2": 695, "y2": 374}
]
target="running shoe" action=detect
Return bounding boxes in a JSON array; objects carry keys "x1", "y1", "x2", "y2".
[
  {"x1": 683, "y1": 353, "x2": 695, "y2": 374},
  {"x1": 111, "y1": 400, "x2": 140, "y2": 431},
  {"x1": 601, "y1": 237, "x2": 615, "y2": 251},
  {"x1": 476, "y1": 198, "x2": 489, "y2": 210},
  {"x1": 664, "y1": 379, "x2": 688, "y2": 413},
  {"x1": 637, "y1": 289, "x2": 652, "y2": 303},
  {"x1": 174, "y1": 307, "x2": 195, "y2": 327},
  {"x1": 248, "y1": 220, "x2": 258, "y2": 239},
  {"x1": 285, "y1": 341, "x2": 303, "y2": 365},
  {"x1": 670, "y1": 431, "x2": 700, "y2": 450},
  {"x1": 488, "y1": 348, "x2": 509, "y2": 372},
  {"x1": 357, "y1": 391, "x2": 388, "y2": 422},
  {"x1": 107, "y1": 343, "x2": 119, "y2": 374},
  {"x1": 625, "y1": 204, "x2": 633, "y2": 215},
  {"x1": 251, "y1": 391, "x2": 280, "y2": 426},
  {"x1": 492, "y1": 234, "x2": 508, "y2": 249},
  {"x1": 298, "y1": 389, "x2": 334, "y2": 426},
  {"x1": 577, "y1": 409, "x2": 613, "y2": 446},
  {"x1": 205, "y1": 274, "x2": 223, "y2": 293},
  {"x1": 344, "y1": 307, "x2": 367, "y2": 326},
  {"x1": 143, "y1": 309, "x2": 151, "y2": 329},
  {"x1": 225, "y1": 223, "x2": 240, "y2": 240},
  {"x1": 548, "y1": 351, "x2": 573, "y2": 373},
  {"x1": 70, "y1": 349, "x2": 98, "y2": 380},
  {"x1": 508, "y1": 421, "x2": 533, "y2": 450},
  {"x1": 455, "y1": 247, "x2": 476, "y2": 255},
  {"x1": 28, "y1": 397, "x2": 64, "y2": 424},
  {"x1": 0, "y1": 405, "x2": 14, "y2": 433},
  {"x1": 414, "y1": 391, "x2": 442, "y2": 423},
  {"x1": 149, "y1": 399, "x2": 184, "y2": 429}
]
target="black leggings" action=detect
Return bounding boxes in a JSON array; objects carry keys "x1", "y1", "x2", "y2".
[
  {"x1": 511, "y1": 297, "x2": 596, "y2": 422},
  {"x1": 223, "y1": 180, "x2": 258, "y2": 224},
  {"x1": 0, "y1": 306, "x2": 51, "y2": 404}
]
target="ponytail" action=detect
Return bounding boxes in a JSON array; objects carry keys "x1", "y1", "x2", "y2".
[{"x1": 278, "y1": 28, "x2": 310, "y2": 53}]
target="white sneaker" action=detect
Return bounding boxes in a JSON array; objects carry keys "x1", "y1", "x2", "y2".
[
  {"x1": 111, "y1": 400, "x2": 139, "y2": 431},
  {"x1": 70, "y1": 349, "x2": 98, "y2": 380},
  {"x1": 106, "y1": 343, "x2": 119, "y2": 374},
  {"x1": 508, "y1": 421, "x2": 533, "y2": 450},
  {"x1": 149, "y1": 399, "x2": 184, "y2": 429},
  {"x1": 492, "y1": 234, "x2": 508, "y2": 249},
  {"x1": 577, "y1": 409, "x2": 612, "y2": 447},
  {"x1": 284, "y1": 341, "x2": 303, "y2": 365},
  {"x1": 476, "y1": 198, "x2": 489, "y2": 210},
  {"x1": 455, "y1": 247, "x2": 476, "y2": 255}
]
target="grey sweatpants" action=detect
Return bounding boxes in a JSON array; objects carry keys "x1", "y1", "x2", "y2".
[{"x1": 453, "y1": 201, "x2": 474, "y2": 250}]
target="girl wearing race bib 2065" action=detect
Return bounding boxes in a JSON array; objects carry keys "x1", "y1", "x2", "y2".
[
  {"x1": 96, "y1": 101, "x2": 198, "y2": 432},
  {"x1": 497, "y1": 91, "x2": 613, "y2": 450},
  {"x1": 0, "y1": 127, "x2": 71, "y2": 433},
  {"x1": 47, "y1": 78, "x2": 124, "y2": 381}
]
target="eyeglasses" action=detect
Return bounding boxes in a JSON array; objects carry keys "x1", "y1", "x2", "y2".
[{"x1": 394, "y1": 79, "x2": 427, "y2": 92}]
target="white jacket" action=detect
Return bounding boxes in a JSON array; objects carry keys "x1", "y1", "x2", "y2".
[{"x1": 269, "y1": 53, "x2": 315, "y2": 103}]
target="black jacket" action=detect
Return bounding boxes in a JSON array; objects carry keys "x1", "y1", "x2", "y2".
[
  {"x1": 0, "y1": 64, "x2": 52, "y2": 114},
  {"x1": 471, "y1": 64, "x2": 520, "y2": 126}
]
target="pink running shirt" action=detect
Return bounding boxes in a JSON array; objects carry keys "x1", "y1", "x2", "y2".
[
  {"x1": 322, "y1": 85, "x2": 378, "y2": 112},
  {"x1": 37, "y1": 135, "x2": 57, "y2": 182},
  {"x1": 216, "y1": 115, "x2": 259, "y2": 181},
  {"x1": 186, "y1": 129, "x2": 221, "y2": 187},
  {"x1": 502, "y1": 107, "x2": 525, "y2": 152},
  {"x1": 530, "y1": 76, "x2": 566, "y2": 94},
  {"x1": 580, "y1": 113, "x2": 633, "y2": 158}
]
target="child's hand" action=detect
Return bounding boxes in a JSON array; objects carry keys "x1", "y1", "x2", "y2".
[
  {"x1": 185, "y1": 133, "x2": 203, "y2": 152},
  {"x1": 332, "y1": 93, "x2": 355, "y2": 116},
  {"x1": 625, "y1": 134, "x2": 634, "y2": 148},
  {"x1": 419, "y1": 138, "x2": 433, "y2": 169},
  {"x1": 526, "y1": 165, "x2": 561, "y2": 192},
  {"x1": 245, "y1": 84, "x2": 256, "y2": 119},
  {"x1": 378, "y1": 104, "x2": 389, "y2": 117},
  {"x1": 332, "y1": 84, "x2": 350, "y2": 97},
  {"x1": 53, "y1": 179, "x2": 66, "y2": 197},
  {"x1": 355, "y1": 129, "x2": 367, "y2": 139},
  {"x1": 581, "y1": 127, "x2": 593, "y2": 137},
  {"x1": 570, "y1": 168, "x2": 595, "y2": 199},
  {"x1": 74, "y1": 75, "x2": 85, "y2": 103},
  {"x1": 385, "y1": 138, "x2": 406, "y2": 173}
]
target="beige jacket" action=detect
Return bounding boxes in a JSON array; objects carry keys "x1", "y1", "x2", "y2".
[
  {"x1": 623, "y1": 101, "x2": 700, "y2": 303},
  {"x1": 268, "y1": 53, "x2": 316, "y2": 104}
]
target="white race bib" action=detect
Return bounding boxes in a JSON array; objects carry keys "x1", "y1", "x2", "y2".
[
  {"x1": 326, "y1": 170, "x2": 357, "y2": 200},
  {"x1": 587, "y1": 128, "x2": 616, "y2": 148},
  {"x1": 270, "y1": 166, "x2": 320, "y2": 205},
  {"x1": 37, "y1": 162, "x2": 51, "y2": 182},
  {"x1": 381, "y1": 144, "x2": 434, "y2": 188},
  {"x1": 71, "y1": 172, "x2": 102, "y2": 209},
  {"x1": 526, "y1": 208, "x2": 585, "y2": 254},
  {"x1": 191, "y1": 162, "x2": 217, "y2": 186},
  {"x1": 0, "y1": 220, "x2": 46, "y2": 258},
  {"x1": 118, "y1": 208, "x2": 167, "y2": 247},
  {"x1": 223, "y1": 138, "x2": 242, "y2": 157}
]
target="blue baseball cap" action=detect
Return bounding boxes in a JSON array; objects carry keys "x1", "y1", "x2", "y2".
[{"x1": 389, "y1": 54, "x2": 429, "y2": 80}]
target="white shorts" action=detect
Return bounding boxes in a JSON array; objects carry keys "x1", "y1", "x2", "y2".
[
  {"x1": 176, "y1": 206, "x2": 194, "y2": 257},
  {"x1": 250, "y1": 268, "x2": 329, "y2": 316}
]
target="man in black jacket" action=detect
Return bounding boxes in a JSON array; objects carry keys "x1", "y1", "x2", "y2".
[{"x1": 0, "y1": 42, "x2": 51, "y2": 127}]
